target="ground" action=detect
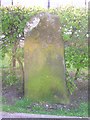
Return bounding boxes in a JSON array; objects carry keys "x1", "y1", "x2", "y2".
[{"x1": 2, "y1": 78, "x2": 88, "y2": 111}]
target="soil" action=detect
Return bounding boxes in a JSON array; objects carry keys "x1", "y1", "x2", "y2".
[{"x1": 2, "y1": 79, "x2": 88, "y2": 110}]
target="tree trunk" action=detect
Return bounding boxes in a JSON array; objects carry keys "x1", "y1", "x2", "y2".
[
  {"x1": 16, "y1": 57, "x2": 24, "y2": 96},
  {"x1": 12, "y1": 42, "x2": 17, "y2": 69}
]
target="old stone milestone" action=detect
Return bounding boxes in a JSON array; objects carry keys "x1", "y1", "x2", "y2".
[{"x1": 24, "y1": 13, "x2": 69, "y2": 103}]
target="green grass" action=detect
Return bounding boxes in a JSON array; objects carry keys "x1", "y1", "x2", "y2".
[{"x1": 2, "y1": 98, "x2": 88, "y2": 117}]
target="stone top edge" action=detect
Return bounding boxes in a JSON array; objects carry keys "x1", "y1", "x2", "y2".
[{"x1": 24, "y1": 12, "x2": 61, "y2": 37}]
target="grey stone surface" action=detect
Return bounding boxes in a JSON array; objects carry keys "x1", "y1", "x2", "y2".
[{"x1": 24, "y1": 12, "x2": 69, "y2": 103}]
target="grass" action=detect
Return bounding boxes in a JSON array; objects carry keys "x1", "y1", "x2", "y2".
[
  {"x1": 2, "y1": 97, "x2": 88, "y2": 117},
  {"x1": 1, "y1": 53, "x2": 88, "y2": 117}
]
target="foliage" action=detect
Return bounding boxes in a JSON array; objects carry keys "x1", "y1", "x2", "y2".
[
  {"x1": 1, "y1": 6, "x2": 40, "y2": 51},
  {"x1": 54, "y1": 6, "x2": 88, "y2": 68},
  {"x1": 0, "y1": 6, "x2": 88, "y2": 94},
  {"x1": 2, "y1": 71, "x2": 19, "y2": 86},
  {"x1": 0, "y1": 6, "x2": 45, "y2": 91},
  {"x1": 66, "y1": 73, "x2": 77, "y2": 94},
  {"x1": 49, "y1": 6, "x2": 88, "y2": 93},
  {"x1": 0, "y1": 6, "x2": 44, "y2": 69}
]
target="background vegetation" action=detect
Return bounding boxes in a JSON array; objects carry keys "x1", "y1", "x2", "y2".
[
  {"x1": 0, "y1": 6, "x2": 88, "y2": 116},
  {"x1": 0, "y1": 6, "x2": 88, "y2": 93}
]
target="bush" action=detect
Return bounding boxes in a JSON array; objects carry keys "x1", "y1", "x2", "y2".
[{"x1": 0, "y1": 6, "x2": 88, "y2": 94}]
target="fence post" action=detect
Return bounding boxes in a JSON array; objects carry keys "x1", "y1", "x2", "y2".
[
  {"x1": 11, "y1": 0, "x2": 13, "y2": 5},
  {"x1": 0, "y1": 0, "x2": 1, "y2": 6},
  {"x1": 48, "y1": 0, "x2": 50, "y2": 9}
]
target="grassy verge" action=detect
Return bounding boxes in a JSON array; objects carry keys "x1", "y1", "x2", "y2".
[{"x1": 2, "y1": 98, "x2": 88, "y2": 117}]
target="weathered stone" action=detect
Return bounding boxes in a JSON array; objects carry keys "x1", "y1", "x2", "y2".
[{"x1": 24, "y1": 12, "x2": 69, "y2": 103}]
